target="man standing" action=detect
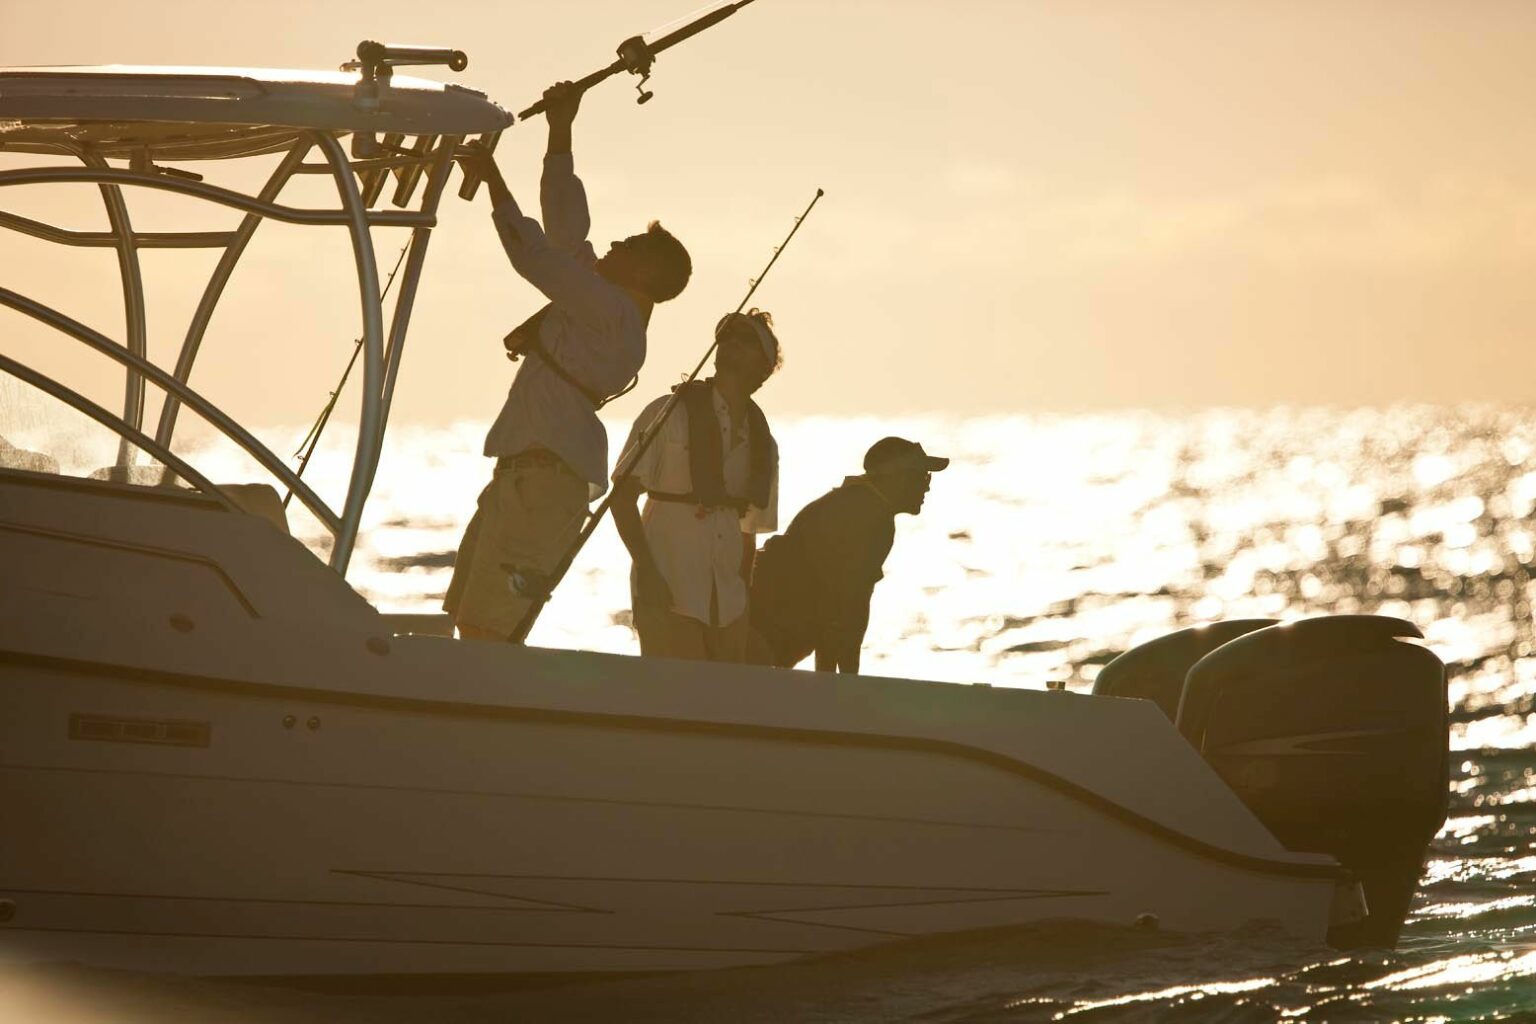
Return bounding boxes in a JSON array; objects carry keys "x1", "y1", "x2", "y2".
[
  {"x1": 611, "y1": 310, "x2": 782, "y2": 662},
  {"x1": 750, "y1": 437, "x2": 948, "y2": 673},
  {"x1": 445, "y1": 82, "x2": 693, "y2": 641}
]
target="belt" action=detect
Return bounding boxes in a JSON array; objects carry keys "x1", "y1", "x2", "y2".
[
  {"x1": 647, "y1": 491, "x2": 749, "y2": 515},
  {"x1": 495, "y1": 448, "x2": 566, "y2": 473}
]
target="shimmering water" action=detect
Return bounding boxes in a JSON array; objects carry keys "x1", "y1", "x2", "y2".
[{"x1": 5, "y1": 404, "x2": 1536, "y2": 1021}]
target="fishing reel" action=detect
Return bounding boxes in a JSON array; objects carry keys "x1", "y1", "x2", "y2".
[{"x1": 615, "y1": 35, "x2": 655, "y2": 105}]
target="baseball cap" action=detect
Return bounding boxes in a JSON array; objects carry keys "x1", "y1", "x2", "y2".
[{"x1": 863, "y1": 437, "x2": 950, "y2": 475}]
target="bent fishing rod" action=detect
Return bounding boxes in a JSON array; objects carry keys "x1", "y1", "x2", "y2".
[
  {"x1": 509, "y1": 186, "x2": 825, "y2": 644},
  {"x1": 282, "y1": 238, "x2": 414, "y2": 508}
]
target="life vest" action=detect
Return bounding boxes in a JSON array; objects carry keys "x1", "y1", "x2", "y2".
[{"x1": 648, "y1": 380, "x2": 775, "y2": 514}]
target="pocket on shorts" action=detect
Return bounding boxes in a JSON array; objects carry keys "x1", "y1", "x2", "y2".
[
  {"x1": 511, "y1": 463, "x2": 587, "y2": 543},
  {"x1": 513, "y1": 462, "x2": 562, "y2": 513}
]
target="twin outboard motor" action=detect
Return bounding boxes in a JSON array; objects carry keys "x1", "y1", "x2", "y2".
[{"x1": 1095, "y1": 615, "x2": 1449, "y2": 948}]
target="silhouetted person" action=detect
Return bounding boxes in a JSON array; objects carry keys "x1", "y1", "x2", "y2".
[
  {"x1": 750, "y1": 438, "x2": 948, "y2": 672},
  {"x1": 445, "y1": 81, "x2": 692, "y2": 642},
  {"x1": 611, "y1": 311, "x2": 782, "y2": 662}
]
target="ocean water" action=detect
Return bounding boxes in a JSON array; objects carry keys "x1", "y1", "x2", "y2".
[{"x1": 4, "y1": 404, "x2": 1536, "y2": 1021}]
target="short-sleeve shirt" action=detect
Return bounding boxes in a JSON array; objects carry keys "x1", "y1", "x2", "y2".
[
  {"x1": 483, "y1": 153, "x2": 646, "y2": 498},
  {"x1": 751, "y1": 476, "x2": 895, "y2": 637},
  {"x1": 616, "y1": 388, "x2": 779, "y2": 627}
]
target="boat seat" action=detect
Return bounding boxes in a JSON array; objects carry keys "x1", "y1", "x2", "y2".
[{"x1": 218, "y1": 482, "x2": 291, "y2": 535}]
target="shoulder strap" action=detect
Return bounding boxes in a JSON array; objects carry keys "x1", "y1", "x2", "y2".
[
  {"x1": 744, "y1": 398, "x2": 775, "y2": 510},
  {"x1": 681, "y1": 381, "x2": 729, "y2": 507},
  {"x1": 504, "y1": 305, "x2": 635, "y2": 410}
]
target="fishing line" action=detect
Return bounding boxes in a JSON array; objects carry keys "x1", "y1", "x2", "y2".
[{"x1": 282, "y1": 236, "x2": 414, "y2": 508}]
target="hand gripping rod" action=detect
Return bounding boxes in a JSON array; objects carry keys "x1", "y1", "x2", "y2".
[
  {"x1": 459, "y1": 2, "x2": 760, "y2": 200},
  {"x1": 517, "y1": 0, "x2": 759, "y2": 119},
  {"x1": 508, "y1": 186, "x2": 825, "y2": 644}
]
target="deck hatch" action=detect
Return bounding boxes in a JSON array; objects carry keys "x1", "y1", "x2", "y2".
[{"x1": 69, "y1": 713, "x2": 210, "y2": 748}]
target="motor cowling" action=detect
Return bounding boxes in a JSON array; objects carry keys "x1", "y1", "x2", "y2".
[
  {"x1": 1177, "y1": 615, "x2": 1449, "y2": 948},
  {"x1": 1092, "y1": 619, "x2": 1278, "y2": 720}
]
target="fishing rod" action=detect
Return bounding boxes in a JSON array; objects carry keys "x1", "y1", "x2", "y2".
[
  {"x1": 509, "y1": 186, "x2": 825, "y2": 644},
  {"x1": 458, "y1": 0, "x2": 762, "y2": 199},
  {"x1": 282, "y1": 238, "x2": 414, "y2": 508},
  {"x1": 518, "y1": 0, "x2": 759, "y2": 120}
]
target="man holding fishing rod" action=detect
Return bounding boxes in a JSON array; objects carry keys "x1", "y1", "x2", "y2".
[
  {"x1": 445, "y1": 80, "x2": 693, "y2": 642},
  {"x1": 611, "y1": 310, "x2": 782, "y2": 661}
]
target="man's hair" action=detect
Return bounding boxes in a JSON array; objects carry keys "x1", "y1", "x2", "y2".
[
  {"x1": 641, "y1": 221, "x2": 691, "y2": 302},
  {"x1": 718, "y1": 308, "x2": 784, "y2": 373}
]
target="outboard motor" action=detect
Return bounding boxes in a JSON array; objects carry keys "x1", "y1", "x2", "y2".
[
  {"x1": 1176, "y1": 616, "x2": 1449, "y2": 948},
  {"x1": 1092, "y1": 619, "x2": 1278, "y2": 720}
]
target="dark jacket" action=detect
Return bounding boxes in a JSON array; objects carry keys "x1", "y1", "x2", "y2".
[{"x1": 751, "y1": 476, "x2": 895, "y2": 657}]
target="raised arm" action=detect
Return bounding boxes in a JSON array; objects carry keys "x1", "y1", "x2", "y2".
[
  {"x1": 544, "y1": 81, "x2": 578, "y2": 158},
  {"x1": 539, "y1": 82, "x2": 592, "y2": 250},
  {"x1": 458, "y1": 104, "x2": 606, "y2": 321},
  {"x1": 458, "y1": 142, "x2": 520, "y2": 219}
]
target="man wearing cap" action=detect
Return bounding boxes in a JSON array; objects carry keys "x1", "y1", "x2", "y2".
[
  {"x1": 445, "y1": 81, "x2": 693, "y2": 642},
  {"x1": 611, "y1": 309, "x2": 782, "y2": 662},
  {"x1": 750, "y1": 438, "x2": 949, "y2": 673}
]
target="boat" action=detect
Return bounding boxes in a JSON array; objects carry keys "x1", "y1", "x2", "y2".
[{"x1": 0, "y1": 49, "x2": 1450, "y2": 980}]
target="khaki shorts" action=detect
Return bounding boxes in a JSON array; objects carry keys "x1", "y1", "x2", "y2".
[{"x1": 444, "y1": 452, "x2": 588, "y2": 639}]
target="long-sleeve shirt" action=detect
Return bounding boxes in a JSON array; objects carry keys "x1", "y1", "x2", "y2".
[
  {"x1": 482, "y1": 153, "x2": 646, "y2": 498},
  {"x1": 616, "y1": 390, "x2": 779, "y2": 627}
]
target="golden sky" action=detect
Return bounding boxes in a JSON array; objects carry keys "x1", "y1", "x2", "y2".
[{"x1": 4, "y1": 0, "x2": 1536, "y2": 428}]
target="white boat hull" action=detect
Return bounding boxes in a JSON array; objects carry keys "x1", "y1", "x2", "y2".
[{"x1": 0, "y1": 472, "x2": 1346, "y2": 977}]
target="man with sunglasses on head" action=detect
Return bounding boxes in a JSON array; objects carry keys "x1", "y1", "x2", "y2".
[
  {"x1": 611, "y1": 310, "x2": 782, "y2": 662},
  {"x1": 446, "y1": 81, "x2": 693, "y2": 642},
  {"x1": 750, "y1": 438, "x2": 949, "y2": 673}
]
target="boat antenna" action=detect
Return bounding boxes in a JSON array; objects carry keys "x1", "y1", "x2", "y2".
[
  {"x1": 282, "y1": 237, "x2": 414, "y2": 508},
  {"x1": 508, "y1": 186, "x2": 825, "y2": 644}
]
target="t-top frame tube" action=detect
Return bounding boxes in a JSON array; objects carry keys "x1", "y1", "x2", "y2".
[{"x1": 0, "y1": 129, "x2": 457, "y2": 576}]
